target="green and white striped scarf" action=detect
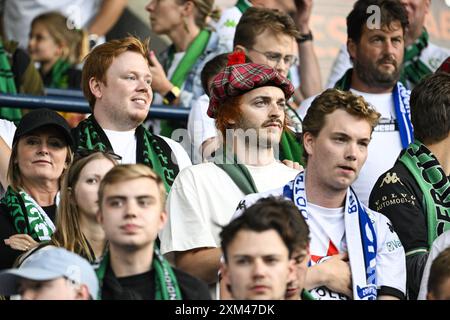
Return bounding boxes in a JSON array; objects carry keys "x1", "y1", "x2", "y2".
[
  {"x1": 400, "y1": 29, "x2": 432, "y2": 88},
  {"x1": 0, "y1": 38, "x2": 22, "y2": 123},
  {"x1": 74, "y1": 116, "x2": 180, "y2": 193},
  {"x1": 95, "y1": 246, "x2": 182, "y2": 300},
  {"x1": 0, "y1": 186, "x2": 55, "y2": 241},
  {"x1": 399, "y1": 140, "x2": 450, "y2": 247}
]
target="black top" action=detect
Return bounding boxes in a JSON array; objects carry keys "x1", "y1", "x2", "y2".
[
  {"x1": 369, "y1": 160, "x2": 428, "y2": 300},
  {"x1": 0, "y1": 204, "x2": 56, "y2": 271},
  {"x1": 102, "y1": 263, "x2": 211, "y2": 300}
]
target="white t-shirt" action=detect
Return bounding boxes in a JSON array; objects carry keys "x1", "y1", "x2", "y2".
[
  {"x1": 0, "y1": 119, "x2": 17, "y2": 148},
  {"x1": 103, "y1": 128, "x2": 192, "y2": 170},
  {"x1": 299, "y1": 89, "x2": 403, "y2": 205},
  {"x1": 212, "y1": 5, "x2": 244, "y2": 53},
  {"x1": 307, "y1": 203, "x2": 349, "y2": 300},
  {"x1": 159, "y1": 161, "x2": 299, "y2": 254},
  {"x1": 417, "y1": 230, "x2": 450, "y2": 300}
]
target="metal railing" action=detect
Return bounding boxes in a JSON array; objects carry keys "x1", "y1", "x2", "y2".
[{"x1": 0, "y1": 93, "x2": 190, "y2": 121}]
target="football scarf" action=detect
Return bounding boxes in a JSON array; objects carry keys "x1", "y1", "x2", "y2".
[
  {"x1": 399, "y1": 140, "x2": 450, "y2": 246},
  {"x1": 0, "y1": 38, "x2": 22, "y2": 122},
  {"x1": 400, "y1": 29, "x2": 432, "y2": 88},
  {"x1": 335, "y1": 69, "x2": 413, "y2": 148},
  {"x1": 75, "y1": 116, "x2": 179, "y2": 192},
  {"x1": 95, "y1": 246, "x2": 182, "y2": 300},
  {"x1": 214, "y1": 147, "x2": 258, "y2": 195},
  {"x1": 160, "y1": 29, "x2": 211, "y2": 137},
  {"x1": 284, "y1": 171, "x2": 378, "y2": 300}
]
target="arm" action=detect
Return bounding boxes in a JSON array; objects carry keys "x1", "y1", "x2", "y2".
[
  {"x1": 294, "y1": 0, "x2": 322, "y2": 100},
  {"x1": 369, "y1": 166, "x2": 428, "y2": 300},
  {"x1": 148, "y1": 51, "x2": 178, "y2": 102},
  {"x1": 175, "y1": 247, "x2": 223, "y2": 284},
  {"x1": 87, "y1": 0, "x2": 128, "y2": 37},
  {"x1": 304, "y1": 252, "x2": 352, "y2": 297}
]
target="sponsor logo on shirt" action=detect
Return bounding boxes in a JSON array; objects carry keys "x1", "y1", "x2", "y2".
[
  {"x1": 386, "y1": 239, "x2": 403, "y2": 252},
  {"x1": 380, "y1": 172, "x2": 404, "y2": 187},
  {"x1": 373, "y1": 193, "x2": 416, "y2": 211}
]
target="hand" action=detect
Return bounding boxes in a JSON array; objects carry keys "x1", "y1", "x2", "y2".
[
  {"x1": 148, "y1": 51, "x2": 174, "y2": 95},
  {"x1": 4, "y1": 234, "x2": 39, "y2": 252},
  {"x1": 320, "y1": 252, "x2": 353, "y2": 297},
  {"x1": 282, "y1": 159, "x2": 304, "y2": 171},
  {"x1": 294, "y1": 0, "x2": 313, "y2": 33}
]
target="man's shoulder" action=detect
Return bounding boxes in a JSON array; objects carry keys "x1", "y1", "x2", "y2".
[
  {"x1": 370, "y1": 159, "x2": 418, "y2": 197},
  {"x1": 233, "y1": 184, "x2": 289, "y2": 220},
  {"x1": 298, "y1": 94, "x2": 318, "y2": 120},
  {"x1": 215, "y1": 6, "x2": 242, "y2": 28},
  {"x1": 421, "y1": 42, "x2": 450, "y2": 71},
  {"x1": 172, "y1": 267, "x2": 211, "y2": 300}
]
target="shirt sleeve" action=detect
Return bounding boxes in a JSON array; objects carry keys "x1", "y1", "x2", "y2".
[
  {"x1": 369, "y1": 165, "x2": 428, "y2": 254},
  {"x1": 159, "y1": 168, "x2": 217, "y2": 255},
  {"x1": 369, "y1": 164, "x2": 428, "y2": 299},
  {"x1": 375, "y1": 214, "x2": 407, "y2": 299}
]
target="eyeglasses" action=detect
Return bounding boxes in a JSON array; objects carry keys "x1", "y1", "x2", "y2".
[
  {"x1": 74, "y1": 147, "x2": 122, "y2": 162},
  {"x1": 249, "y1": 48, "x2": 299, "y2": 68}
]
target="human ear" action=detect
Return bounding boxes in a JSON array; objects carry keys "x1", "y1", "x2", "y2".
[{"x1": 89, "y1": 77, "x2": 103, "y2": 99}]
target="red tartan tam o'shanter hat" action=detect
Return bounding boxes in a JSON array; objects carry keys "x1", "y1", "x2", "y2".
[{"x1": 207, "y1": 52, "x2": 294, "y2": 118}]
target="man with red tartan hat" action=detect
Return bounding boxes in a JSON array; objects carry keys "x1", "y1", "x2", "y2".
[{"x1": 159, "y1": 58, "x2": 301, "y2": 296}]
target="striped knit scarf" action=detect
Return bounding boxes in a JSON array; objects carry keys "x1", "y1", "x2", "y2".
[
  {"x1": 399, "y1": 140, "x2": 450, "y2": 247},
  {"x1": 0, "y1": 186, "x2": 55, "y2": 241},
  {"x1": 48, "y1": 58, "x2": 71, "y2": 89},
  {"x1": 0, "y1": 38, "x2": 22, "y2": 123},
  {"x1": 95, "y1": 246, "x2": 182, "y2": 300},
  {"x1": 400, "y1": 29, "x2": 432, "y2": 88}
]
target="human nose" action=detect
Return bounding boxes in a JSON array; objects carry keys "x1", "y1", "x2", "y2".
[
  {"x1": 268, "y1": 101, "x2": 284, "y2": 119},
  {"x1": 344, "y1": 142, "x2": 357, "y2": 161},
  {"x1": 146, "y1": 0, "x2": 155, "y2": 12},
  {"x1": 137, "y1": 78, "x2": 150, "y2": 92},
  {"x1": 21, "y1": 289, "x2": 36, "y2": 300},
  {"x1": 124, "y1": 200, "x2": 138, "y2": 219},
  {"x1": 252, "y1": 259, "x2": 268, "y2": 278},
  {"x1": 37, "y1": 142, "x2": 49, "y2": 155},
  {"x1": 275, "y1": 58, "x2": 289, "y2": 77}
]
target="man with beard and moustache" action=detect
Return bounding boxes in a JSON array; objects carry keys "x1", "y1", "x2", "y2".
[
  {"x1": 159, "y1": 60, "x2": 300, "y2": 298},
  {"x1": 72, "y1": 37, "x2": 192, "y2": 193},
  {"x1": 326, "y1": 0, "x2": 449, "y2": 90},
  {"x1": 298, "y1": 0, "x2": 413, "y2": 205}
]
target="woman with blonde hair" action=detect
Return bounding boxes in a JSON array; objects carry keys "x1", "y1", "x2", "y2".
[
  {"x1": 49, "y1": 150, "x2": 119, "y2": 263},
  {"x1": 145, "y1": 0, "x2": 226, "y2": 136},
  {"x1": 0, "y1": 109, "x2": 73, "y2": 270}
]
